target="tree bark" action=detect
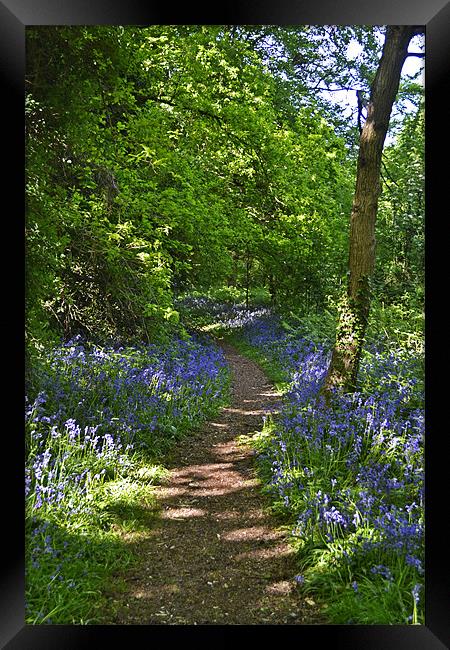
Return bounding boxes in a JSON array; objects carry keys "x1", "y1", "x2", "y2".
[{"x1": 322, "y1": 26, "x2": 421, "y2": 396}]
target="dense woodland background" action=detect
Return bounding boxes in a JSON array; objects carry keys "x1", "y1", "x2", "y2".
[{"x1": 25, "y1": 25, "x2": 424, "y2": 355}]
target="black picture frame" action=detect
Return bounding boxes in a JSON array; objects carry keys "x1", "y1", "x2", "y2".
[{"x1": 2, "y1": 0, "x2": 448, "y2": 647}]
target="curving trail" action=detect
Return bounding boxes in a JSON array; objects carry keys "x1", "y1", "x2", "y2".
[{"x1": 102, "y1": 342, "x2": 326, "y2": 625}]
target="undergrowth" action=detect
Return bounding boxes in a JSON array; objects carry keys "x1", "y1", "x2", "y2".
[
  {"x1": 177, "y1": 293, "x2": 424, "y2": 625},
  {"x1": 25, "y1": 334, "x2": 229, "y2": 624}
]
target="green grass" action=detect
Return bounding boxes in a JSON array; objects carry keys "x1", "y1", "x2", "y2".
[
  {"x1": 26, "y1": 456, "x2": 166, "y2": 624},
  {"x1": 323, "y1": 573, "x2": 422, "y2": 625}
]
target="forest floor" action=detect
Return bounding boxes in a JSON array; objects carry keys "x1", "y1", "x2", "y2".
[{"x1": 100, "y1": 342, "x2": 327, "y2": 625}]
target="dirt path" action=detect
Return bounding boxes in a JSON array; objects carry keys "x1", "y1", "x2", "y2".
[{"x1": 103, "y1": 342, "x2": 326, "y2": 625}]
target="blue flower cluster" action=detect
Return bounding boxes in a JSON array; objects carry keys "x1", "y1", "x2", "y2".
[
  {"x1": 176, "y1": 295, "x2": 274, "y2": 332},
  {"x1": 27, "y1": 334, "x2": 229, "y2": 449},
  {"x1": 26, "y1": 334, "x2": 229, "y2": 509},
  {"x1": 228, "y1": 307, "x2": 424, "y2": 617},
  {"x1": 25, "y1": 333, "x2": 229, "y2": 622}
]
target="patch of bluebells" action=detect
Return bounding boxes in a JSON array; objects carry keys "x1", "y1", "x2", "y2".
[
  {"x1": 26, "y1": 334, "x2": 228, "y2": 512},
  {"x1": 176, "y1": 295, "x2": 275, "y2": 335},
  {"x1": 27, "y1": 334, "x2": 228, "y2": 449},
  {"x1": 25, "y1": 333, "x2": 229, "y2": 622},
  {"x1": 216, "y1": 304, "x2": 424, "y2": 621}
]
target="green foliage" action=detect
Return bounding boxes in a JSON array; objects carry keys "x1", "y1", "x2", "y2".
[
  {"x1": 25, "y1": 416, "x2": 160, "y2": 624},
  {"x1": 26, "y1": 25, "x2": 360, "y2": 351},
  {"x1": 320, "y1": 558, "x2": 424, "y2": 625},
  {"x1": 283, "y1": 307, "x2": 337, "y2": 347},
  {"x1": 375, "y1": 103, "x2": 424, "y2": 306},
  {"x1": 26, "y1": 25, "x2": 423, "y2": 353},
  {"x1": 26, "y1": 27, "x2": 177, "y2": 347},
  {"x1": 366, "y1": 297, "x2": 424, "y2": 355}
]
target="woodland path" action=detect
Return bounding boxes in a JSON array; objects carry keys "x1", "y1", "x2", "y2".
[{"x1": 102, "y1": 342, "x2": 326, "y2": 625}]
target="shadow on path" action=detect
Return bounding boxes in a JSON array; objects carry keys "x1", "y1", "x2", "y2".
[{"x1": 102, "y1": 343, "x2": 326, "y2": 625}]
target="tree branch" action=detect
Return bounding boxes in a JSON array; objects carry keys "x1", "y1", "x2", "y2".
[
  {"x1": 381, "y1": 156, "x2": 399, "y2": 188},
  {"x1": 316, "y1": 86, "x2": 361, "y2": 92}
]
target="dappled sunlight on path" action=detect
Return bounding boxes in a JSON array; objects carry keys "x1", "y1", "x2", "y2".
[{"x1": 102, "y1": 342, "x2": 326, "y2": 625}]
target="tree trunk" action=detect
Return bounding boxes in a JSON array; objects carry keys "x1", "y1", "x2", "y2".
[{"x1": 322, "y1": 25, "x2": 421, "y2": 396}]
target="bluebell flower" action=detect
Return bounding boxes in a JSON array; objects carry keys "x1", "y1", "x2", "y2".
[{"x1": 412, "y1": 584, "x2": 422, "y2": 604}]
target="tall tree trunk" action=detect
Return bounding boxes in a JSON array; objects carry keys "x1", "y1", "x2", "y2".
[{"x1": 322, "y1": 25, "x2": 421, "y2": 396}]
